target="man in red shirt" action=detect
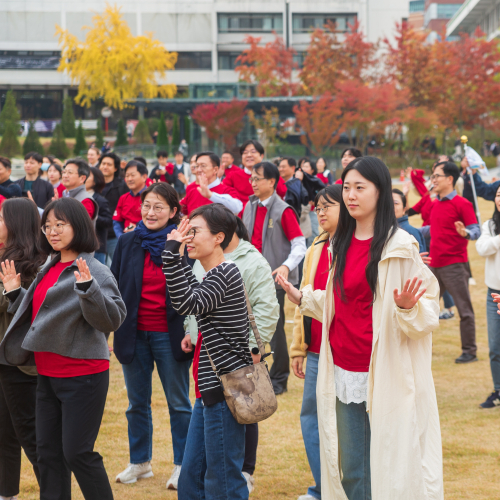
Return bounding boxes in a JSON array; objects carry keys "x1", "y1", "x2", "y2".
[
  {"x1": 180, "y1": 152, "x2": 242, "y2": 216},
  {"x1": 113, "y1": 160, "x2": 148, "y2": 238},
  {"x1": 242, "y1": 161, "x2": 306, "y2": 395},
  {"x1": 61, "y1": 159, "x2": 98, "y2": 222},
  {"x1": 427, "y1": 161, "x2": 480, "y2": 364}
]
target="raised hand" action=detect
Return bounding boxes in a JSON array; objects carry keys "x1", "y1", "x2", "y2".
[
  {"x1": 167, "y1": 218, "x2": 193, "y2": 244},
  {"x1": 0, "y1": 260, "x2": 21, "y2": 292},
  {"x1": 454, "y1": 221, "x2": 467, "y2": 238},
  {"x1": 197, "y1": 173, "x2": 212, "y2": 199},
  {"x1": 276, "y1": 274, "x2": 302, "y2": 305},
  {"x1": 74, "y1": 258, "x2": 92, "y2": 283},
  {"x1": 393, "y1": 277, "x2": 426, "y2": 310}
]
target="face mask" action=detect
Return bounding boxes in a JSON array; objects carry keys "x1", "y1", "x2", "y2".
[{"x1": 41, "y1": 163, "x2": 50, "y2": 171}]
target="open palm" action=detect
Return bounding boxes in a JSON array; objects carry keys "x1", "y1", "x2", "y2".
[
  {"x1": 393, "y1": 277, "x2": 426, "y2": 310},
  {"x1": 0, "y1": 260, "x2": 21, "y2": 292}
]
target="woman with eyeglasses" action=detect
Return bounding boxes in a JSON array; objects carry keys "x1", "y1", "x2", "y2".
[
  {"x1": 0, "y1": 198, "x2": 47, "y2": 500},
  {"x1": 0, "y1": 197, "x2": 126, "y2": 500},
  {"x1": 290, "y1": 184, "x2": 342, "y2": 500},
  {"x1": 111, "y1": 182, "x2": 192, "y2": 490}
]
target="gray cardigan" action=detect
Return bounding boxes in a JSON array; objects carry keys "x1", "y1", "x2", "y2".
[{"x1": 0, "y1": 253, "x2": 126, "y2": 368}]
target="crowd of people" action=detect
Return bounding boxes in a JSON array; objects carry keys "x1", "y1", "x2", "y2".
[{"x1": 0, "y1": 139, "x2": 496, "y2": 500}]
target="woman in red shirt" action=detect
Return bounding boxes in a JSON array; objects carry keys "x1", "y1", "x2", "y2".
[
  {"x1": 0, "y1": 198, "x2": 47, "y2": 500},
  {"x1": 111, "y1": 183, "x2": 192, "y2": 489},
  {"x1": 0, "y1": 197, "x2": 126, "y2": 500},
  {"x1": 278, "y1": 157, "x2": 442, "y2": 499},
  {"x1": 290, "y1": 184, "x2": 342, "y2": 500}
]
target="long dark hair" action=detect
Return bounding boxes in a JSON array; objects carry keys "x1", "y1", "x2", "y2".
[
  {"x1": 0, "y1": 198, "x2": 47, "y2": 280},
  {"x1": 491, "y1": 185, "x2": 500, "y2": 235},
  {"x1": 332, "y1": 157, "x2": 397, "y2": 301}
]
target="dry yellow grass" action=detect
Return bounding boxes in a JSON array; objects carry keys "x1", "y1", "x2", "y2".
[{"x1": 17, "y1": 196, "x2": 500, "y2": 499}]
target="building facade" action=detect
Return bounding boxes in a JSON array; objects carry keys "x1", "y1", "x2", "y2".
[
  {"x1": 446, "y1": 0, "x2": 500, "y2": 39},
  {"x1": 423, "y1": 0, "x2": 464, "y2": 40},
  {"x1": 0, "y1": 0, "x2": 408, "y2": 119}
]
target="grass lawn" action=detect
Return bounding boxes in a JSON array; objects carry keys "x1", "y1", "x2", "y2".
[{"x1": 17, "y1": 195, "x2": 500, "y2": 499}]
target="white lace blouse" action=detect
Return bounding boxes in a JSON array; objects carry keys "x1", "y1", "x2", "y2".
[{"x1": 334, "y1": 364, "x2": 369, "y2": 404}]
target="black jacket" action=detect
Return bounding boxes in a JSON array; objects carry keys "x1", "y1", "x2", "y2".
[
  {"x1": 110, "y1": 232, "x2": 192, "y2": 364},
  {"x1": 149, "y1": 163, "x2": 174, "y2": 184},
  {"x1": 101, "y1": 177, "x2": 128, "y2": 239},
  {"x1": 301, "y1": 171, "x2": 326, "y2": 203},
  {"x1": 15, "y1": 177, "x2": 54, "y2": 209},
  {"x1": 284, "y1": 177, "x2": 308, "y2": 218},
  {"x1": 0, "y1": 179, "x2": 22, "y2": 199},
  {"x1": 93, "y1": 192, "x2": 112, "y2": 254}
]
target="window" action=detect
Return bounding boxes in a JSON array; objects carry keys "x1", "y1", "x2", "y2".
[
  {"x1": 175, "y1": 52, "x2": 212, "y2": 70},
  {"x1": 293, "y1": 51, "x2": 306, "y2": 68},
  {"x1": 436, "y1": 4, "x2": 462, "y2": 19},
  {"x1": 0, "y1": 51, "x2": 60, "y2": 70},
  {"x1": 218, "y1": 13, "x2": 283, "y2": 33},
  {"x1": 218, "y1": 52, "x2": 242, "y2": 70},
  {"x1": 409, "y1": 1, "x2": 425, "y2": 13},
  {"x1": 292, "y1": 14, "x2": 357, "y2": 33}
]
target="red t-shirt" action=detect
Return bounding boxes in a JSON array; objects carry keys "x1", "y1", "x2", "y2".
[
  {"x1": 81, "y1": 198, "x2": 96, "y2": 220},
  {"x1": 193, "y1": 331, "x2": 203, "y2": 399},
  {"x1": 310, "y1": 241, "x2": 330, "y2": 354},
  {"x1": 317, "y1": 172, "x2": 330, "y2": 185},
  {"x1": 429, "y1": 194, "x2": 477, "y2": 268},
  {"x1": 251, "y1": 205, "x2": 303, "y2": 253},
  {"x1": 180, "y1": 182, "x2": 241, "y2": 216},
  {"x1": 113, "y1": 191, "x2": 142, "y2": 228},
  {"x1": 223, "y1": 166, "x2": 253, "y2": 203},
  {"x1": 276, "y1": 177, "x2": 287, "y2": 199},
  {"x1": 33, "y1": 261, "x2": 109, "y2": 377},
  {"x1": 329, "y1": 236, "x2": 373, "y2": 372},
  {"x1": 137, "y1": 252, "x2": 169, "y2": 332},
  {"x1": 0, "y1": 195, "x2": 5, "y2": 208},
  {"x1": 335, "y1": 178, "x2": 342, "y2": 185},
  {"x1": 55, "y1": 183, "x2": 65, "y2": 198}
]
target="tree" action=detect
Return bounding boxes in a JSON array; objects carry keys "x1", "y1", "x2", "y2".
[
  {"x1": 184, "y1": 116, "x2": 191, "y2": 143},
  {"x1": 0, "y1": 122, "x2": 21, "y2": 157},
  {"x1": 23, "y1": 122, "x2": 44, "y2": 155},
  {"x1": 157, "y1": 113, "x2": 169, "y2": 152},
  {"x1": 191, "y1": 100, "x2": 248, "y2": 149},
  {"x1": 293, "y1": 95, "x2": 344, "y2": 155},
  {"x1": 115, "y1": 119, "x2": 128, "y2": 147},
  {"x1": 49, "y1": 124, "x2": 70, "y2": 159},
  {"x1": 95, "y1": 119, "x2": 104, "y2": 149},
  {"x1": 56, "y1": 4, "x2": 177, "y2": 110},
  {"x1": 236, "y1": 36, "x2": 299, "y2": 97},
  {"x1": 134, "y1": 119, "x2": 153, "y2": 144},
  {"x1": 300, "y1": 20, "x2": 377, "y2": 96},
  {"x1": 61, "y1": 96, "x2": 76, "y2": 138},
  {"x1": 74, "y1": 122, "x2": 88, "y2": 156},
  {"x1": 172, "y1": 115, "x2": 180, "y2": 150},
  {"x1": 0, "y1": 90, "x2": 20, "y2": 135},
  {"x1": 248, "y1": 107, "x2": 286, "y2": 152}
]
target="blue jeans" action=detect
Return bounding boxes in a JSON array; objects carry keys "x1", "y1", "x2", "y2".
[
  {"x1": 94, "y1": 252, "x2": 106, "y2": 264},
  {"x1": 336, "y1": 399, "x2": 371, "y2": 500},
  {"x1": 487, "y1": 288, "x2": 500, "y2": 390},
  {"x1": 442, "y1": 290, "x2": 455, "y2": 309},
  {"x1": 105, "y1": 237, "x2": 118, "y2": 268},
  {"x1": 178, "y1": 398, "x2": 248, "y2": 500},
  {"x1": 300, "y1": 352, "x2": 321, "y2": 499},
  {"x1": 122, "y1": 330, "x2": 192, "y2": 465}
]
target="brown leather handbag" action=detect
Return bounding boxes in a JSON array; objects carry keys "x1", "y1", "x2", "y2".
[{"x1": 203, "y1": 287, "x2": 278, "y2": 425}]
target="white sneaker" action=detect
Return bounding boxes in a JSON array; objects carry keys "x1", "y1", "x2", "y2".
[
  {"x1": 298, "y1": 495, "x2": 317, "y2": 500},
  {"x1": 0, "y1": 496, "x2": 18, "y2": 500},
  {"x1": 116, "y1": 462, "x2": 154, "y2": 484},
  {"x1": 166, "y1": 464, "x2": 182, "y2": 490},
  {"x1": 242, "y1": 471, "x2": 255, "y2": 494}
]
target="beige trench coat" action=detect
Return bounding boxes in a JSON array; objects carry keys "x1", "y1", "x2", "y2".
[{"x1": 299, "y1": 228, "x2": 443, "y2": 500}]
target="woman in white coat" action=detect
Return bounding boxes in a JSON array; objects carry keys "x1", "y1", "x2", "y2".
[{"x1": 278, "y1": 157, "x2": 443, "y2": 500}]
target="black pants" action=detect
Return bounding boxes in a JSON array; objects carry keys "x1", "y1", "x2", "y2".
[
  {"x1": 0, "y1": 364, "x2": 39, "y2": 497},
  {"x1": 269, "y1": 288, "x2": 290, "y2": 394},
  {"x1": 242, "y1": 423, "x2": 258, "y2": 475},
  {"x1": 37, "y1": 371, "x2": 113, "y2": 500}
]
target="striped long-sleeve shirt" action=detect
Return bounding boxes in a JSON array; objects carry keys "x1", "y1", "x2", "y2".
[{"x1": 162, "y1": 240, "x2": 252, "y2": 405}]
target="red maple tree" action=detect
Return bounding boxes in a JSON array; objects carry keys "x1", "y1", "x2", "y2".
[{"x1": 191, "y1": 100, "x2": 248, "y2": 148}]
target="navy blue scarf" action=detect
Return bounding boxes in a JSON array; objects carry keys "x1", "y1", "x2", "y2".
[{"x1": 134, "y1": 221, "x2": 176, "y2": 267}]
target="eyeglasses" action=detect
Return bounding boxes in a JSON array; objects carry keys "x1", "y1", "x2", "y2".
[
  {"x1": 187, "y1": 228, "x2": 211, "y2": 238},
  {"x1": 430, "y1": 174, "x2": 448, "y2": 181},
  {"x1": 141, "y1": 203, "x2": 166, "y2": 214},
  {"x1": 197, "y1": 164, "x2": 213, "y2": 170},
  {"x1": 315, "y1": 205, "x2": 334, "y2": 214},
  {"x1": 41, "y1": 223, "x2": 71, "y2": 235},
  {"x1": 249, "y1": 176, "x2": 266, "y2": 183},
  {"x1": 242, "y1": 149, "x2": 258, "y2": 156}
]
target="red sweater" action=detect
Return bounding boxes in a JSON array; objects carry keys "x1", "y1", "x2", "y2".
[
  {"x1": 223, "y1": 166, "x2": 253, "y2": 203},
  {"x1": 180, "y1": 182, "x2": 240, "y2": 216},
  {"x1": 429, "y1": 194, "x2": 477, "y2": 267},
  {"x1": 329, "y1": 236, "x2": 373, "y2": 372},
  {"x1": 33, "y1": 261, "x2": 109, "y2": 377}
]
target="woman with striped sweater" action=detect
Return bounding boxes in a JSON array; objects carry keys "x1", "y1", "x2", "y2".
[{"x1": 162, "y1": 203, "x2": 252, "y2": 500}]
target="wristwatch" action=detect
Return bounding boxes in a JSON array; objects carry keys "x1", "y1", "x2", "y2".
[
  {"x1": 251, "y1": 347, "x2": 260, "y2": 355},
  {"x1": 464, "y1": 228, "x2": 471, "y2": 240}
]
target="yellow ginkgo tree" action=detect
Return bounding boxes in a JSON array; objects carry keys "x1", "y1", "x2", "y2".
[{"x1": 56, "y1": 4, "x2": 177, "y2": 109}]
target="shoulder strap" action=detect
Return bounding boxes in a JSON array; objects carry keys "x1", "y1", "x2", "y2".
[{"x1": 243, "y1": 285, "x2": 266, "y2": 357}]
